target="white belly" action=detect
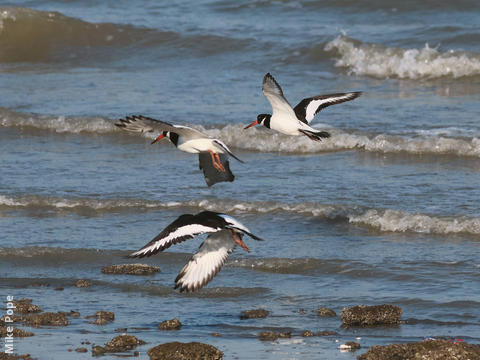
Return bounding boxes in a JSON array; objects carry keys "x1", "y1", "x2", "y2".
[
  {"x1": 270, "y1": 114, "x2": 303, "y2": 136},
  {"x1": 177, "y1": 138, "x2": 224, "y2": 154}
]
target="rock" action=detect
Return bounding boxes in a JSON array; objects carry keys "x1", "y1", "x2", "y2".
[
  {"x1": 278, "y1": 331, "x2": 292, "y2": 338},
  {"x1": 211, "y1": 333, "x2": 221, "y2": 337},
  {"x1": 358, "y1": 339, "x2": 480, "y2": 360},
  {"x1": 341, "y1": 304, "x2": 402, "y2": 326},
  {"x1": 317, "y1": 330, "x2": 337, "y2": 336},
  {"x1": 0, "y1": 353, "x2": 34, "y2": 360},
  {"x1": 75, "y1": 347, "x2": 88, "y2": 353},
  {"x1": 301, "y1": 330, "x2": 315, "y2": 337},
  {"x1": 86, "y1": 311, "x2": 114, "y2": 325},
  {"x1": 105, "y1": 334, "x2": 145, "y2": 352},
  {"x1": 339, "y1": 341, "x2": 361, "y2": 351},
  {"x1": 317, "y1": 307, "x2": 336, "y2": 317},
  {"x1": 75, "y1": 279, "x2": 92, "y2": 288},
  {"x1": 91, "y1": 345, "x2": 106, "y2": 357},
  {"x1": 158, "y1": 318, "x2": 181, "y2": 330},
  {"x1": 9, "y1": 299, "x2": 42, "y2": 314},
  {"x1": 0, "y1": 326, "x2": 34, "y2": 337},
  {"x1": 240, "y1": 308, "x2": 269, "y2": 319},
  {"x1": 54, "y1": 287, "x2": 64, "y2": 291},
  {"x1": 258, "y1": 331, "x2": 278, "y2": 341},
  {"x1": 26, "y1": 312, "x2": 69, "y2": 327},
  {"x1": 147, "y1": 342, "x2": 223, "y2": 360},
  {"x1": 102, "y1": 264, "x2": 160, "y2": 275}
]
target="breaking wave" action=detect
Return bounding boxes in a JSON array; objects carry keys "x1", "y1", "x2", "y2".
[
  {"x1": 324, "y1": 35, "x2": 480, "y2": 79},
  {"x1": 2, "y1": 194, "x2": 479, "y2": 236},
  {"x1": 2, "y1": 108, "x2": 480, "y2": 158}
]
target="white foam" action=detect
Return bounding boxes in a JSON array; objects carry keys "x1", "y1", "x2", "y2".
[
  {"x1": 2, "y1": 195, "x2": 479, "y2": 236},
  {"x1": 0, "y1": 112, "x2": 115, "y2": 134},
  {"x1": 349, "y1": 209, "x2": 480, "y2": 235},
  {"x1": 325, "y1": 35, "x2": 480, "y2": 79},
  {"x1": 2, "y1": 110, "x2": 479, "y2": 157}
]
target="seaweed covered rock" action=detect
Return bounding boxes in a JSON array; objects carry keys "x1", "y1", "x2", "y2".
[
  {"x1": 0, "y1": 353, "x2": 34, "y2": 360},
  {"x1": 86, "y1": 310, "x2": 114, "y2": 325},
  {"x1": 105, "y1": 334, "x2": 145, "y2": 352},
  {"x1": 317, "y1": 307, "x2": 336, "y2": 317},
  {"x1": 341, "y1": 304, "x2": 402, "y2": 326},
  {"x1": 258, "y1": 331, "x2": 278, "y2": 341},
  {"x1": 147, "y1": 342, "x2": 222, "y2": 360},
  {"x1": 158, "y1": 318, "x2": 181, "y2": 330},
  {"x1": 102, "y1": 263, "x2": 160, "y2": 275},
  {"x1": 358, "y1": 339, "x2": 480, "y2": 360},
  {"x1": 75, "y1": 279, "x2": 92, "y2": 288},
  {"x1": 240, "y1": 309, "x2": 269, "y2": 319},
  {"x1": 10, "y1": 299, "x2": 42, "y2": 314},
  {"x1": 0, "y1": 326, "x2": 34, "y2": 337},
  {"x1": 26, "y1": 312, "x2": 69, "y2": 327}
]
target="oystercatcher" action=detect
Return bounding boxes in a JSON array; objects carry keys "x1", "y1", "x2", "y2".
[
  {"x1": 245, "y1": 73, "x2": 361, "y2": 141},
  {"x1": 128, "y1": 211, "x2": 263, "y2": 292},
  {"x1": 115, "y1": 115, "x2": 243, "y2": 186}
]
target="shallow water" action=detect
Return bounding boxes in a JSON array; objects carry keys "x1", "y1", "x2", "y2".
[{"x1": 1, "y1": 1, "x2": 479, "y2": 359}]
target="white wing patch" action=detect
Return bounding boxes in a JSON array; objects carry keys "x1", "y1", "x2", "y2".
[
  {"x1": 304, "y1": 93, "x2": 360, "y2": 123},
  {"x1": 175, "y1": 231, "x2": 235, "y2": 292},
  {"x1": 130, "y1": 224, "x2": 218, "y2": 257},
  {"x1": 218, "y1": 214, "x2": 250, "y2": 234}
]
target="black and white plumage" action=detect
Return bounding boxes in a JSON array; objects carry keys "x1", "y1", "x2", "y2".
[
  {"x1": 115, "y1": 115, "x2": 243, "y2": 187},
  {"x1": 128, "y1": 211, "x2": 262, "y2": 292},
  {"x1": 245, "y1": 73, "x2": 361, "y2": 141}
]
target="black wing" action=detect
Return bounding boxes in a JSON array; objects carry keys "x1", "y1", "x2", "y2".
[
  {"x1": 294, "y1": 92, "x2": 362, "y2": 124},
  {"x1": 198, "y1": 153, "x2": 234, "y2": 187}
]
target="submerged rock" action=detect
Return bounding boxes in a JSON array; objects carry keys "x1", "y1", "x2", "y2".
[
  {"x1": 339, "y1": 341, "x2": 361, "y2": 351},
  {"x1": 240, "y1": 308, "x2": 269, "y2": 319},
  {"x1": 26, "y1": 312, "x2": 68, "y2": 327},
  {"x1": 317, "y1": 307, "x2": 336, "y2": 317},
  {"x1": 317, "y1": 330, "x2": 337, "y2": 336},
  {"x1": 258, "y1": 331, "x2": 278, "y2": 341},
  {"x1": 158, "y1": 318, "x2": 181, "y2": 330},
  {"x1": 75, "y1": 279, "x2": 92, "y2": 288},
  {"x1": 341, "y1": 304, "x2": 402, "y2": 326},
  {"x1": 358, "y1": 339, "x2": 480, "y2": 360},
  {"x1": 301, "y1": 330, "x2": 315, "y2": 337},
  {"x1": 86, "y1": 310, "x2": 115, "y2": 325},
  {"x1": 75, "y1": 347, "x2": 88, "y2": 353},
  {"x1": 91, "y1": 345, "x2": 106, "y2": 357},
  {"x1": 0, "y1": 353, "x2": 34, "y2": 360},
  {"x1": 0, "y1": 326, "x2": 34, "y2": 337},
  {"x1": 147, "y1": 342, "x2": 222, "y2": 360},
  {"x1": 278, "y1": 331, "x2": 292, "y2": 338},
  {"x1": 102, "y1": 263, "x2": 160, "y2": 275},
  {"x1": 10, "y1": 299, "x2": 42, "y2": 314},
  {"x1": 105, "y1": 334, "x2": 145, "y2": 352}
]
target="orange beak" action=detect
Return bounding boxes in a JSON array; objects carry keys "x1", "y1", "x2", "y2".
[
  {"x1": 244, "y1": 120, "x2": 259, "y2": 130},
  {"x1": 151, "y1": 134, "x2": 165, "y2": 144}
]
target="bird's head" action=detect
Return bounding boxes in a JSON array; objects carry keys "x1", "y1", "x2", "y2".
[
  {"x1": 151, "y1": 131, "x2": 179, "y2": 146},
  {"x1": 244, "y1": 114, "x2": 271, "y2": 130}
]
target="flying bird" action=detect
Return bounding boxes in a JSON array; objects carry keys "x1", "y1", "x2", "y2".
[
  {"x1": 128, "y1": 211, "x2": 263, "y2": 292},
  {"x1": 115, "y1": 115, "x2": 243, "y2": 187},
  {"x1": 245, "y1": 73, "x2": 361, "y2": 141}
]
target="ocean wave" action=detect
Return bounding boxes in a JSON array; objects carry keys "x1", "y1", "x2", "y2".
[
  {"x1": 0, "y1": 7, "x2": 247, "y2": 63},
  {"x1": 2, "y1": 108, "x2": 480, "y2": 157},
  {"x1": 2, "y1": 194, "x2": 479, "y2": 236},
  {"x1": 324, "y1": 35, "x2": 480, "y2": 79},
  {"x1": 349, "y1": 209, "x2": 480, "y2": 235}
]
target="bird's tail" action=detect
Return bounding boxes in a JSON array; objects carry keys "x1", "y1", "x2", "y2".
[{"x1": 299, "y1": 129, "x2": 331, "y2": 141}]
